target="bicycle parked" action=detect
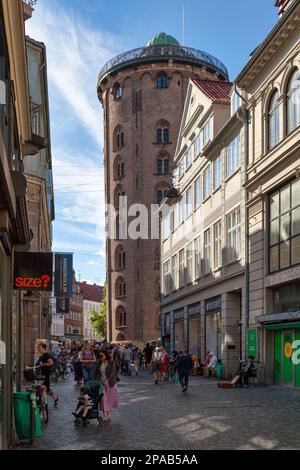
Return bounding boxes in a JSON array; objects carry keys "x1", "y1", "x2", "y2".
[{"x1": 51, "y1": 358, "x2": 73, "y2": 382}]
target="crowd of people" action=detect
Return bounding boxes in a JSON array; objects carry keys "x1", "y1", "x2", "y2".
[{"x1": 34, "y1": 340, "x2": 257, "y2": 425}]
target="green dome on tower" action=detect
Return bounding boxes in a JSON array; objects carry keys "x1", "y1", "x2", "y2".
[{"x1": 146, "y1": 32, "x2": 180, "y2": 47}]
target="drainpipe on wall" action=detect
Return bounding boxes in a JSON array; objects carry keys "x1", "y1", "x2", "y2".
[{"x1": 235, "y1": 84, "x2": 250, "y2": 361}]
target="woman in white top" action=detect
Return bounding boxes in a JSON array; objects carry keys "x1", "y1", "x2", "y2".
[{"x1": 151, "y1": 347, "x2": 162, "y2": 385}]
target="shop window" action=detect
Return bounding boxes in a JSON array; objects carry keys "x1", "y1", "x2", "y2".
[{"x1": 269, "y1": 179, "x2": 300, "y2": 272}]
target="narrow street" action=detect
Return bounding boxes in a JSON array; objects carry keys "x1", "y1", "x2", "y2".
[{"x1": 30, "y1": 373, "x2": 300, "y2": 450}]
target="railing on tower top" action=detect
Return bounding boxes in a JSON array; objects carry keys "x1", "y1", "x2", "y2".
[
  {"x1": 98, "y1": 44, "x2": 229, "y2": 84},
  {"x1": 23, "y1": 0, "x2": 37, "y2": 6}
]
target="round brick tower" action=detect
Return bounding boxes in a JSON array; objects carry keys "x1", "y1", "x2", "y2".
[{"x1": 97, "y1": 33, "x2": 228, "y2": 345}]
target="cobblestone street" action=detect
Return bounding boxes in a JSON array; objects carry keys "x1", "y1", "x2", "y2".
[{"x1": 29, "y1": 372, "x2": 300, "y2": 450}]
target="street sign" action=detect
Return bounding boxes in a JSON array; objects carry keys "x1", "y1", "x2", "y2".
[
  {"x1": 13, "y1": 252, "x2": 53, "y2": 291},
  {"x1": 54, "y1": 253, "x2": 73, "y2": 298}
]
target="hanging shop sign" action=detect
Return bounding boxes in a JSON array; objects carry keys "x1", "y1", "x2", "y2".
[
  {"x1": 13, "y1": 252, "x2": 53, "y2": 291},
  {"x1": 247, "y1": 328, "x2": 257, "y2": 358},
  {"x1": 56, "y1": 297, "x2": 70, "y2": 314},
  {"x1": 54, "y1": 253, "x2": 73, "y2": 298}
]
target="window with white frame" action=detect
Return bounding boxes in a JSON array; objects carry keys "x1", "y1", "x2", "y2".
[
  {"x1": 179, "y1": 249, "x2": 185, "y2": 287},
  {"x1": 214, "y1": 220, "x2": 222, "y2": 269},
  {"x1": 203, "y1": 118, "x2": 211, "y2": 147},
  {"x1": 204, "y1": 229, "x2": 211, "y2": 274},
  {"x1": 226, "y1": 134, "x2": 240, "y2": 177},
  {"x1": 231, "y1": 89, "x2": 241, "y2": 116},
  {"x1": 186, "y1": 242, "x2": 194, "y2": 284},
  {"x1": 194, "y1": 236, "x2": 201, "y2": 279},
  {"x1": 194, "y1": 176, "x2": 201, "y2": 209},
  {"x1": 268, "y1": 90, "x2": 280, "y2": 150},
  {"x1": 185, "y1": 186, "x2": 193, "y2": 217},
  {"x1": 203, "y1": 165, "x2": 212, "y2": 200},
  {"x1": 163, "y1": 260, "x2": 171, "y2": 295},
  {"x1": 179, "y1": 158, "x2": 185, "y2": 179},
  {"x1": 194, "y1": 133, "x2": 201, "y2": 158},
  {"x1": 172, "y1": 254, "x2": 179, "y2": 290},
  {"x1": 162, "y1": 210, "x2": 170, "y2": 240},
  {"x1": 287, "y1": 69, "x2": 300, "y2": 135},
  {"x1": 227, "y1": 208, "x2": 241, "y2": 261},
  {"x1": 269, "y1": 179, "x2": 300, "y2": 273},
  {"x1": 213, "y1": 155, "x2": 222, "y2": 190},
  {"x1": 179, "y1": 197, "x2": 185, "y2": 225},
  {"x1": 186, "y1": 146, "x2": 193, "y2": 169}
]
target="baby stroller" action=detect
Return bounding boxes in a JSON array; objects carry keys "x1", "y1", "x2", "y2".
[{"x1": 74, "y1": 379, "x2": 104, "y2": 426}]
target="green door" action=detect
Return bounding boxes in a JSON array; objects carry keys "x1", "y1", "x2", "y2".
[
  {"x1": 295, "y1": 330, "x2": 300, "y2": 388},
  {"x1": 274, "y1": 330, "x2": 282, "y2": 383},
  {"x1": 283, "y1": 332, "x2": 294, "y2": 384}
]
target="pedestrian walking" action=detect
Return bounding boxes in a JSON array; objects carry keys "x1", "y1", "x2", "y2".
[
  {"x1": 74, "y1": 345, "x2": 84, "y2": 385},
  {"x1": 36, "y1": 343, "x2": 59, "y2": 405},
  {"x1": 177, "y1": 350, "x2": 193, "y2": 393},
  {"x1": 143, "y1": 343, "x2": 153, "y2": 371},
  {"x1": 79, "y1": 343, "x2": 96, "y2": 384},
  {"x1": 132, "y1": 347, "x2": 140, "y2": 376},
  {"x1": 95, "y1": 349, "x2": 118, "y2": 423},
  {"x1": 151, "y1": 347, "x2": 162, "y2": 385},
  {"x1": 121, "y1": 345, "x2": 132, "y2": 376}
]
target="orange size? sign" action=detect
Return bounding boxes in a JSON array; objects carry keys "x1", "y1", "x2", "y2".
[{"x1": 14, "y1": 275, "x2": 51, "y2": 289}]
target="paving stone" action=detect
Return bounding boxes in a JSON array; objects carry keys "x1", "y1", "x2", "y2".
[{"x1": 26, "y1": 372, "x2": 300, "y2": 450}]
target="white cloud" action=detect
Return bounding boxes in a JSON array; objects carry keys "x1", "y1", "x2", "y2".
[
  {"x1": 88, "y1": 260, "x2": 100, "y2": 267},
  {"x1": 25, "y1": 1, "x2": 123, "y2": 147}
]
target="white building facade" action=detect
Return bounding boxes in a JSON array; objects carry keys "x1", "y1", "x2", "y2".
[{"x1": 160, "y1": 78, "x2": 248, "y2": 376}]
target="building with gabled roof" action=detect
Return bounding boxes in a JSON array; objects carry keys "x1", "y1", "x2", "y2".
[{"x1": 160, "y1": 76, "x2": 248, "y2": 376}]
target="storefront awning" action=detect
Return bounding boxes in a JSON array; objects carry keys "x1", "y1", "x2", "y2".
[{"x1": 263, "y1": 322, "x2": 300, "y2": 331}]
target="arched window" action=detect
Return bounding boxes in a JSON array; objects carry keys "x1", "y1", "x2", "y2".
[
  {"x1": 116, "y1": 307, "x2": 126, "y2": 328},
  {"x1": 163, "y1": 128, "x2": 169, "y2": 144},
  {"x1": 157, "y1": 158, "x2": 169, "y2": 175},
  {"x1": 115, "y1": 245, "x2": 126, "y2": 270},
  {"x1": 156, "y1": 120, "x2": 170, "y2": 145},
  {"x1": 114, "y1": 156, "x2": 125, "y2": 180},
  {"x1": 268, "y1": 90, "x2": 280, "y2": 150},
  {"x1": 114, "y1": 126, "x2": 125, "y2": 150},
  {"x1": 113, "y1": 83, "x2": 123, "y2": 100},
  {"x1": 157, "y1": 188, "x2": 169, "y2": 205},
  {"x1": 157, "y1": 73, "x2": 168, "y2": 89},
  {"x1": 115, "y1": 277, "x2": 126, "y2": 298},
  {"x1": 287, "y1": 69, "x2": 300, "y2": 134},
  {"x1": 114, "y1": 185, "x2": 125, "y2": 209}
]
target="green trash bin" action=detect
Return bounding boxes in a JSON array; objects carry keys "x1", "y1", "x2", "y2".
[{"x1": 13, "y1": 392, "x2": 42, "y2": 440}]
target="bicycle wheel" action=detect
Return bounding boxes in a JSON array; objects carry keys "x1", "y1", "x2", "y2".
[{"x1": 40, "y1": 393, "x2": 49, "y2": 424}]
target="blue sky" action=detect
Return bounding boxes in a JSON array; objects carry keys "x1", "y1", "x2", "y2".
[{"x1": 25, "y1": 0, "x2": 278, "y2": 285}]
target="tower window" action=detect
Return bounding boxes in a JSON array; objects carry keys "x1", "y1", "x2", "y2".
[{"x1": 157, "y1": 74, "x2": 168, "y2": 89}]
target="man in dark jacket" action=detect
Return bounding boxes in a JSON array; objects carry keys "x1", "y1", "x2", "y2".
[{"x1": 177, "y1": 350, "x2": 193, "y2": 393}]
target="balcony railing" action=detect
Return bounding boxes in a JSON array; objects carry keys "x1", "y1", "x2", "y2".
[{"x1": 98, "y1": 44, "x2": 229, "y2": 85}]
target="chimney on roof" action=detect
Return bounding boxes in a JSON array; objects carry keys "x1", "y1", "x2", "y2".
[{"x1": 275, "y1": 0, "x2": 293, "y2": 16}]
